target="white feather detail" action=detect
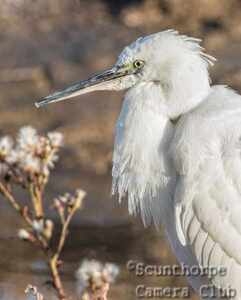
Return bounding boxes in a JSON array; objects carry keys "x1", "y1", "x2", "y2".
[
  {"x1": 175, "y1": 203, "x2": 186, "y2": 246},
  {"x1": 172, "y1": 85, "x2": 241, "y2": 298},
  {"x1": 112, "y1": 82, "x2": 176, "y2": 227}
]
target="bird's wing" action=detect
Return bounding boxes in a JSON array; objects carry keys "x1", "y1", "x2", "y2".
[
  {"x1": 172, "y1": 86, "x2": 241, "y2": 296},
  {"x1": 177, "y1": 179, "x2": 241, "y2": 295}
]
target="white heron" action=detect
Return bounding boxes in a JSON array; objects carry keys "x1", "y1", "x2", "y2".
[{"x1": 36, "y1": 30, "x2": 241, "y2": 299}]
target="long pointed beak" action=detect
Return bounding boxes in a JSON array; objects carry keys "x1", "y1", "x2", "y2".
[{"x1": 35, "y1": 65, "x2": 130, "y2": 108}]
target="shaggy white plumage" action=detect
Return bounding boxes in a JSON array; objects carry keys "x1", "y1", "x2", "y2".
[{"x1": 36, "y1": 30, "x2": 241, "y2": 300}]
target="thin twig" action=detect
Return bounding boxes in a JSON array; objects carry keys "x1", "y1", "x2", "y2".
[
  {"x1": 30, "y1": 183, "x2": 44, "y2": 219},
  {"x1": 49, "y1": 256, "x2": 66, "y2": 300},
  {"x1": 56, "y1": 207, "x2": 76, "y2": 257},
  {"x1": 0, "y1": 181, "x2": 49, "y2": 251},
  {"x1": 0, "y1": 179, "x2": 68, "y2": 298},
  {"x1": 49, "y1": 205, "x2": 79, "y2": 300},
  {"x1": 0, "y1": 181, "x2": 33, "y2": 226}
]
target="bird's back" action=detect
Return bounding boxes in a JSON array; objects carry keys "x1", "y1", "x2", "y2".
[{"x1": 170, "y1": 85, "x2": 241, "y2": 299}]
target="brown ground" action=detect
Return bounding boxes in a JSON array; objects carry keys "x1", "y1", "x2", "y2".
[{"x1": 0, "y1": 1, "x2": 240, "y2": 299}]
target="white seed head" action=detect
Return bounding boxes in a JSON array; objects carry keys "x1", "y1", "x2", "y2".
[
  {"x1": 0, "y1": 136, "x2": 14, "y2": 157},
  {"x1": 102, "y1": 263, "x2": 120, "y2": 283},
  {"x1": 43, "y1": 219, "x2": 54, "y2": 240},
  {"x1": 76, "y1": 259, "x2": 103, "y2": 292},
  {"x1": 76, "y1": 189, "x2": 87, "y2": 200},
  {"x1": 18, "y1": 126, "x2": 39, "y2": 151},
  {"x1": 74, "y1": 189, "x2": 86, "y2": 209},
  {"x1": 6, "y1": 149, "x2": 20, "y2": 164},
  {"x1": 48, "y1": 132, "x2": 63, "y2": 147},
  {"x1": 32, "y1": 219, "x2": 44, "y2": 233},
  {"x1": 18, "y1": 228, "x2": 30, "y2": 240},
  {"x1": 76, "y1": 259, "x2": 119, "y2": 296},
  {"x1": 44, "y1": 151, "x2": 58, "y2": 169},
  {"x1": 25, "y1": 285, "x2": 43, "y2": 300},
  {"x1": 20, "y1": 154, "x2": 41, "y2": 173},
  {"x1": 59, "y1": 193, "x2": 71, "y2": 204}
]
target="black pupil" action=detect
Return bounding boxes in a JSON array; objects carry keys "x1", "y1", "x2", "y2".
[{"x1": 135, "y1": 61, "x2": 141, "y2": 67}]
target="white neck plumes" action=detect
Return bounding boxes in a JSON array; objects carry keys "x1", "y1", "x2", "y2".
[{"x1": 112, "y1": 82, "x2": 177, "y2": 226}]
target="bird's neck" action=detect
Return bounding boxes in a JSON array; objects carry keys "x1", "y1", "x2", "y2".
[
  {"x1": 162, "y1": 62, "x2": 211, "y2": 119},
  {"x1": 112, "y1": 83, "x2": 176, "y2": 226},
  {"x1": 167, "y1": 86, "x2": 211, "y2": 120}
]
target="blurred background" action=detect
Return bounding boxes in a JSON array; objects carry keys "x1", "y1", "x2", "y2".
[{"x1": 0, "y1": 0, "x2": 241, "y2": 299}]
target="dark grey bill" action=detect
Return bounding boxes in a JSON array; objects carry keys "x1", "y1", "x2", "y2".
[{"x1": 35, "y1": 66, "x2": 129, "y2": 108}]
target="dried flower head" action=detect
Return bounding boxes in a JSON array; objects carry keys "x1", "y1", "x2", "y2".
[
  {"x1": 48, "y1": 132, "x2": 63, "y2": 148},
  {"x1": 18, "y1": 228, "x2": 31, "y2": 240},
  {"x1": 7, "y1": 149, "x2": 20, "y2": 164},
  {"x1": 54, "y1": 189, "x2": 86, "y2": 218},
  {"x1": 32, "y1": 219, "x2": 44, "y2": 234},
  {"x1": 20, "y1": 154, "x2": 41, "y2": 174},
  {"x1": 18, "y1": 126, "x2": 39, "y2": 152},
  {"x1": 13, "y1": 126, "x2": 63, "y2": 178},
  {"x1": 76, "y1": 259, "x2": 103, "y2": 294},
  {"x1": 0, "y1": 126, "x2": 63, "y2": 179},
  {"x1": 25, "y1": 285, "x2": 44, "y2": 300},
  {"x1": 0, "y1": 136, "x2": 13, "y2": 158},
  {"x1": 76, "y1": 259, "x2": 119, "y2": 296},
  {"x1": 43, "y1": 219, "x2": 54, "y2": 240},
  {"x1": 75, "y1": 189, "x2": 86, "y2": 210},
  {"x1": 0, "y1": 136, "x2": 14, "y2": 176},
  {"x1": 102, "y1": 263, "x2": 120, "y2": 283}
]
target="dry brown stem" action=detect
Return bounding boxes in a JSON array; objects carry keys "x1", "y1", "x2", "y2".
[
  {"x1": 0, "y1": 128, "x2": 83, "y2": 299},
  {"x1": 49, "y1": 200, "x2": 81, "y2": 299},
  {"x1": 0, "y1": 181, "x2": 33, "y2": 226}
]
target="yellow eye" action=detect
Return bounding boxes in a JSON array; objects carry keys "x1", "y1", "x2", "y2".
[{"x1": 133, "y1": 60, "x2": 145, "y2": 69}]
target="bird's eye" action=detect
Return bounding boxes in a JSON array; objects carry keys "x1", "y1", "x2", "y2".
[{"x1": 133, "y1": 60, "x2": 145, "y2": 69}]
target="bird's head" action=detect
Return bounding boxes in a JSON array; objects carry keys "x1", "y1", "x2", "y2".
[{"x1": 35, "y1": 30, "x2": 215, "y2": 116}]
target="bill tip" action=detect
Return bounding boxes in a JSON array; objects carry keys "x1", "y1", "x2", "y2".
[{"x1": 35, "y1": 102, "x2": 41, "y2": 108}]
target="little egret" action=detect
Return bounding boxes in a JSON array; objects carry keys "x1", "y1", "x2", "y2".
[{"x1": 36, "y1": 30, "x2": 241, "y2": 299}]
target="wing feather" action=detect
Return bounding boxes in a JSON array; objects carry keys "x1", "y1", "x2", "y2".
[{"x1": 172, "y1": 86, "x2": 241, "y2": 298}]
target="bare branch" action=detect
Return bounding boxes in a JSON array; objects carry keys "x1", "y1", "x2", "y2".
[{"x1": 0, "y1": 181, "x2": 33, "y2": 226}]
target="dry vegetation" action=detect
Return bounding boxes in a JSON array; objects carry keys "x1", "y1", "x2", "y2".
[
  {"x1": 0, "y1": 127, "x2": 119, "y2": 299},
  {"x1": 0, "y1": 127, "x2": 82, "y2": 299}
]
